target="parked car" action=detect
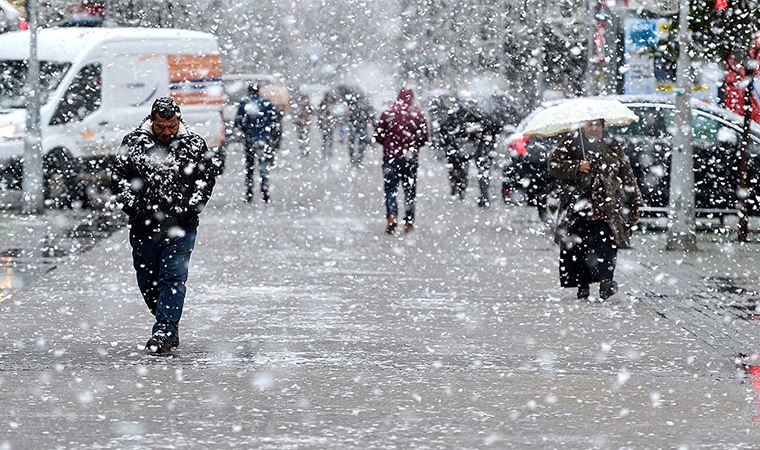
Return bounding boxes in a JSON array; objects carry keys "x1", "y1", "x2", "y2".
[
  {"x1": 502, "y1": 95, "x2": 760, "y2": 225},
  {"x1": 0, "y1": 27, "x2": 225, "y2": 207}
]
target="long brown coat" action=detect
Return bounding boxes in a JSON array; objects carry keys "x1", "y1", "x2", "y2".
[{"x1": 547, "y1": 133, "x2": 642, "y2": 248}]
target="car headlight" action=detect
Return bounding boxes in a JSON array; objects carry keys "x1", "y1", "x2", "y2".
[{"x1": 0, "y1": 124, "x2": 21, "y2": 139}]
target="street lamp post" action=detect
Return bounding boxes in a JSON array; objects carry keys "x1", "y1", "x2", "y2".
[
  {"x1": 584, "y1": 0, "x2": 597, "y2": 96},
  {"x1": 22, "y1": 0, "x2": 44, "y2": 214},
  {"x1": 666, "y1": 0, "x2": 697, "y2": 251}
]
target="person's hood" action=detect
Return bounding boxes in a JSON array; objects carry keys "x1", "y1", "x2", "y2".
[{"x1": 395, "y1": 88, "x2": 415, "y2": 107}]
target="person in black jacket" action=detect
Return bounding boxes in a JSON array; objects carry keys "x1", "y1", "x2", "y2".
[
  {"x1": 346, "y1": 91, "x2": 373, "y2": 165},
  {"x1": 112, "y1": 97, "x2": 221, "y2": 354},
  {"x1": 234, "y1": 84, "x2": 280, "y2": 203},
  {"x1": 438, "y1": 101, "x2": 472, "y2": 200}
]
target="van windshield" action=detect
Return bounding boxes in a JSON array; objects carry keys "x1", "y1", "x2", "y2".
[{"x1": 0, "y1": 60, "x2": 71, "y2": 109}]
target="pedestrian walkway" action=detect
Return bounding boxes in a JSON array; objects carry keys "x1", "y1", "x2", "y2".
[{"x1": 2, "y1": 140, "x2": 760, "y2": 448}]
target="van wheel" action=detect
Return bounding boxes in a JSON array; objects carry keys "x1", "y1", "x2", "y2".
[
  {"x1": 537, "y1": 184, "x2": 561, "y2": 229},
  {"x1": 44, "y1": 148, "x2": 81, "y2": 209}
]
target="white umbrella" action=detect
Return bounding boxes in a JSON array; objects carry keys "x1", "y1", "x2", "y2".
[{"x1": 522, "y1": 98, "x2": 639, "y2": 138}]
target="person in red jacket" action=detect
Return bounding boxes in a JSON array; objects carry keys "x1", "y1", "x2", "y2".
[{"x1": 374, "y1": 88, "x2": 429, "y2": 234}]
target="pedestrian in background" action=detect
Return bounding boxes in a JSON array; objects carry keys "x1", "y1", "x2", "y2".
[
  {"x1": 234, "y1": 83, "x2": 280, "y2": 203},
  {"x1": 438, "y1": 98, "x2": 473, "y2": 200},
  {"x1": 374, "y1": 87, "x2": 429, "y2": 234},
  {"x1": 548, "y1": 119, "x2": 641, "y2": 300},
  {"x1": 318, "y1": 93, "x2": 338, "y2": 158},
  {"x1": 346, "y1": 91, "x2": 373, "y2": 165},
  {"x1": 293, "y1": 92, "x2": 313, "y2": 157},
  {"x1": 112, "y1": 97, "x2": 221, "y2": 354}
]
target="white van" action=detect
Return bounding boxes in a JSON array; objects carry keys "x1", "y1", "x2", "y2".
[{"x1": 0, "y1": 27, "x2": 224, "y2": 202}]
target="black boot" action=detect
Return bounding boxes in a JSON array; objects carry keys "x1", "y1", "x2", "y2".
[
  {"x1": 145, "y1": 331, "x2": 179, "y2": 355},
  {"x1": 600, "y1": 280, "x2": 618, "y2": 300},
  {"x1": 577, "y1": 285, "x2": 590, "y2": 300}
]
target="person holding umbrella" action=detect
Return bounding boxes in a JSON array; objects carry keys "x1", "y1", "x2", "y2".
[{"x1": 525, "y1": 99, "x2": 641, "y2": 300}]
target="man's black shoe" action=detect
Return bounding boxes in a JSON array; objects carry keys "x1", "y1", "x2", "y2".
[
  {"x1": 600, "y1": 280, "x2": 618, "y2": 300},
  {"x1": 145, "y1": 333, "x2": 178, "y2": 354},
  {"x1": 577, "y1": 285, "x2": 590, "y2": 300}
]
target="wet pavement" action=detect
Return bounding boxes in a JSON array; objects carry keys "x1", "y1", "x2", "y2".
[
  {"x1": 2, "y1": 131, "x2": 760, "y2": 448},
  {"x1": 0, "y1": 208, "x2": 122, "y2": 305}
]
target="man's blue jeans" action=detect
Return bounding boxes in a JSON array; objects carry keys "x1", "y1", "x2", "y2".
[
  {"x1": 383, "y1": 156, "x2": 418, "y2": 224},
  {"x1": 129, "y1": 227, "x2": 197, "y2": 338}
]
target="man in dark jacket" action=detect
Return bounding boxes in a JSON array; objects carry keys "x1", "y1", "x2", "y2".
[
  {"x1": 292, "y1": 92, "x2": 313, "y2": 157},
  {"x1": 234, "y1": 84, "x2": 280, "y2": 203},
  {"x1": 346, "y1": 91, "x2": 373, "y2": 165},
  {"x1": 317, "y1": 93, "x2": 338, "y2": 158},
  {"x1": 374, "y1": 87, "x2": 429, "y2": 234},
  {"x1": 112, "y1": 97, "x2": 221, "y2": 354},
  {"x1": 438, "y1": 100, "x2": 475, "y2": 200}
]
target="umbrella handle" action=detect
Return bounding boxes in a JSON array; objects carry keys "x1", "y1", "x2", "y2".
[{"x1": 579, "y1": 132, "x2": 587, "y2": 160}]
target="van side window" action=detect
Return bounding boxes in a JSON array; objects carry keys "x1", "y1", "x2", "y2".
[{"x1": 50, "y1": 64, "x2": 102, "y2": 125}]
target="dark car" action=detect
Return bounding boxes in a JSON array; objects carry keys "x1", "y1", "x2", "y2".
[{"x1": 502, "y1": 95, "x2": 760, "y2": 225}]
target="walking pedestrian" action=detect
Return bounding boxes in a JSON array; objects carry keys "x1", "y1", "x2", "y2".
[
  {"x1": 346, "y1": 91, "x2": 373, "y2": 165},
  {"x1": 317, "y1": 93, "x2": 338, "y2": 158},
  {"x1": 112, "y1": 97, "x2": 221, "y2": 354},
  {"x1": 438, "y1": 99, "x2": 473, "y2": 200},
  {"x1": 547, "y1": 119, "x2": 641, "y2": 300},
  {"x1": 374, "y1": 87, "x2": 429, "y2": 234},
  {"x1": 293, "y1": 92, "x2": 313, "y2": 157},
  {"x1": 234, "y1": 83, "x2": 280, "y2": 203},
  {"x1": 466, "y1": 96, "x2": 514, "y2": 208}
]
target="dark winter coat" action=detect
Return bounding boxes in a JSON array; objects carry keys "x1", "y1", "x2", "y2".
[
  {"x1": 112, "y1": 119, "x2": 221, "y2": 235},
  {"x1": 548, "y1": 133, "x2": 642, "y2": 248},
  {"x1": 438, "y1": 105, "x2": 482, "y2": 159},
  {"x1": 317, "y1": 94, "x2": 338, "y2": 132},
  {"x1": 234, "y1": 94, "x2": 280, "y2": 143},
  {"x1": 348, "y1": 94, "x2": 373, "y2": 128},
  {"x1": 374, "y1": 88, "x2": 429, "y2": 159},
  {"x1": 293, "y1": 93, "x2": 313, "y2": 129}
]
